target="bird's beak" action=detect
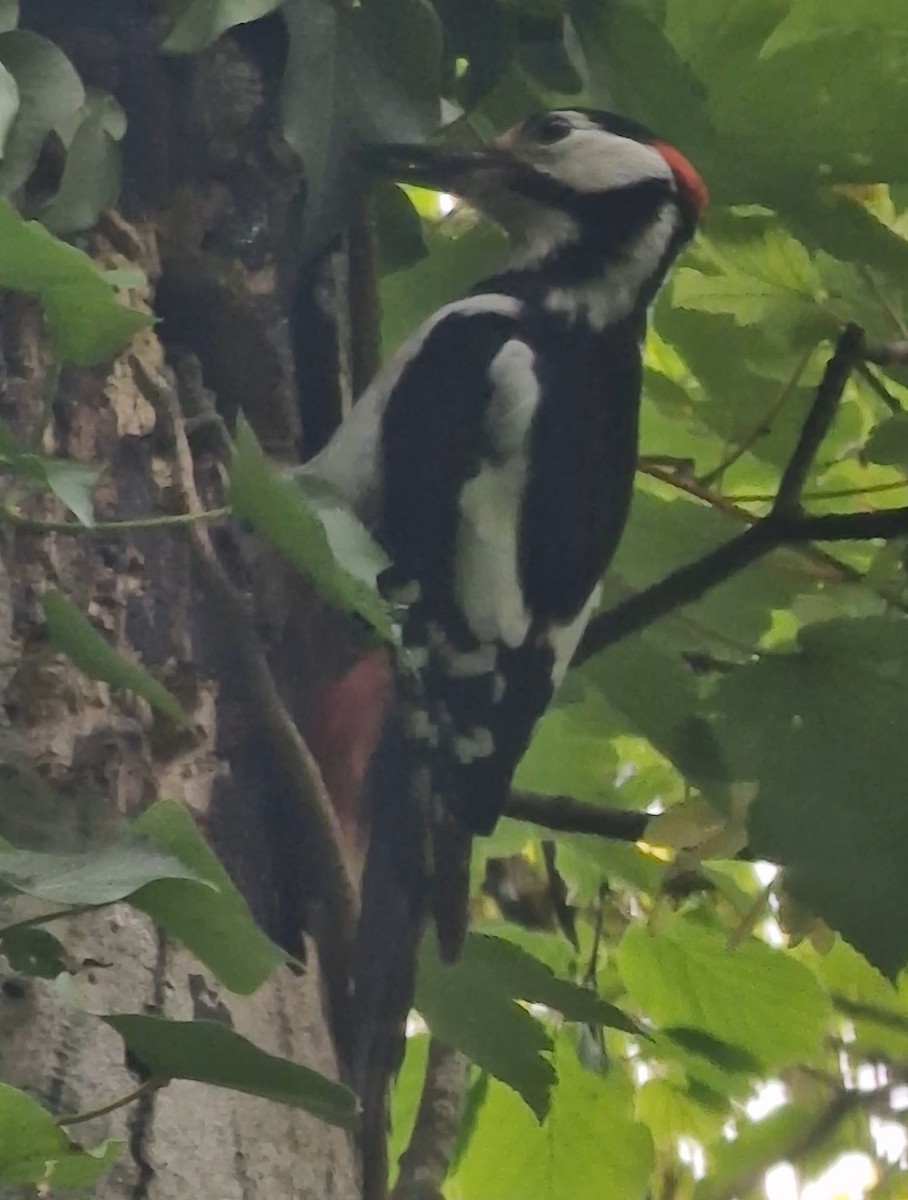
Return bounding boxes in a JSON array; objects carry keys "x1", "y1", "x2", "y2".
[{"x1": 357, "y1": 142, "x2": 509, "y2": 194}]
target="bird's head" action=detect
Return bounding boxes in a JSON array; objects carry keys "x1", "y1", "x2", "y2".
[{"x1": 362, "y1": 109, "x2": 707, "y2": 269}]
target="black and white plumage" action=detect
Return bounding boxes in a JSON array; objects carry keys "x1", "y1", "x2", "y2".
[{"x1": 307, "y1": 108, "x2": 706, "y2": 1196}]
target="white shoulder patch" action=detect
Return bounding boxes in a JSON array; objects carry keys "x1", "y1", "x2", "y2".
[
  {"x1": 303, "y1": 294, "x2": 522, "y2": 519},
  {"x1": 455, "y1": 338, "x2": 539, "y2": 648},
  {"x1": 548, "y1": 584, "x2": 601, "y2": 686}
]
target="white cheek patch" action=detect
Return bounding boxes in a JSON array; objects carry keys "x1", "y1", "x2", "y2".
[
  {"x1": 506, "y1": 208, "x2": 580, "y2": 269},
  {"x1": 529, "y1": 124, "x2": 673, "y2": 197},
  {"x1": 455, "y1": 339, "x2": 540, "y2": 647}
]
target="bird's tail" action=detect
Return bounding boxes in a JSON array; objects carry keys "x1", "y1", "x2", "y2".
[
  {"x1": 311, "y1": 645, "x2": 475, "y2": 1197},
  {"x1": 431, "y1": 805, "x2": 473, "y2": 963}
]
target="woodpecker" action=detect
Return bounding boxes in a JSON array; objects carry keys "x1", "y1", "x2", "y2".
[{"x1": 305, "y1": 108, "x2": 706, "y2": 1196}]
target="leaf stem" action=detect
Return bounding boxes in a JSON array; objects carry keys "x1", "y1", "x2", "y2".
[
  {"x1": 57, "y1": 1076, "x2": 166, "y2": 1126},
  {"x1": 506, "y1": 791, "x2": 648, "y2": 842},
  {"x1": 578, "y1": 327, "x2": 899, "y2": 662},
  {"x1": 724, "y1": 479, "x2": 908, "y2": 504},
  {"x1": 0, "y1": 506, "x2": 230, "y2": 534},
  {"x1": 697, "y1": 346, "x2": 813, "y2": 488},
  {"x1": 773, "y1": 324, "x2": 864, "y2": 514}
]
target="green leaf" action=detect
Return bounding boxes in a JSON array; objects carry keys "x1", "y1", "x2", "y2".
[
  {"x1": 0, "y1": 926, "x2": 67, "y2": 977},
  {"x1": 606, "y1": 488, "x2": 817, "y2": 651},
  {"x1": 713, "y1": 617, "x2": 908, "y2": 978},
  {"x1": 572, "y1": 0, "x2": 723, "y2": 197},
  {"x1": 373, "y1": 181, "x2": 427, "y2": 275},
  {"x1": 0, "y1": 416, "x2": 100, "y2": 524},
  {"x1": 0, "y1": 1082, "x2": 121, "y2": 1186},
  {"x1": 38, "y1": 90, "x2": 124, "y2": 235},
  {"x1": 40, "y1": 459, "x2": 99, "y2": 527},
  {"x1": 0, "y1": 30, "x2": 83, "y2": 194},
  {"x1": 450, "y1": 1036, "x2": 653, "y2": 1200},
  {"x1": 811, "y1": 938, "x2": 908, "y2": 1061},
  {"x1": 0, "y1": 198, "x2": 152, "y2": 364},
  {"x1": 863, "y1": 413, "x2": 908, "y2": 472},
  {"x1": 637, "y1": 1078, "x2": 724, "y2": 1145},
  {"x1": 672, "y1": 223, "x2": 827, "y2": 337},
  {"x1": 415, "y1": 932, "x2": 555, "y2": 1120},
  {"x1": 292, "y1": 472, "x2": 391, "y2": 588},
  {"x1": 163, "y1": 0, "x2": 284, "y2": 53},
  {"x1": 0, "y1": 835, "x2": 204, "y2": 906},
  {"x1": 103, "y1": 1015, "x2": 357, "y2": 1128},
  {"x1": 513, "y1": 696, "x2": 622, "y2": 803},
  {"x1": 463, "y1": 933, "x2": 642, "y2": 1033},
  {"x1": 129, "y1": 800, "x2": 290, "y2": 994},
  {"x1": 760, "y1": 0, "x2": 906, "y2": 58},
  {"x1": 230, "y1": 418, "x2": 392, "y2": 639},
  {"x1": 0, "y1": 59, "x2": 17, "y2": 156},
  {"x1": 663, "y1": 1026, "x2": 762, "y2": 1075},
  {"x1": 42, "y1": 589, "x2": 188, "y2": 724},
  {"x1": 380, "y1": 222, "x2": 507, "y2": 354},
  {"x1": 417, "y1": 933, "x2": 640, "y2": 1120},
  {"x1": 17, "y1": 456, "x2": 100, "y2": 525},
  {"x1": 388, "y1": 1032, "x2": 430, "y2": 1181},
  {"x1": 283, "y1": 0, "x2": 441, "y2": 254},
  {"x1": 0, "y1": 2, "x2": 18, "y2": 34},
  {"x1": 572, "y1": 636, "x2": 728, "y2": 798},
  {"x1": 617, "y1": 916, "x2": 829, "y2": 1069}
]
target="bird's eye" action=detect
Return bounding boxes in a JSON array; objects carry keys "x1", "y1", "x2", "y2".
[{"x1": 531, "y1": 114, "x2": 572, "y2": 145}]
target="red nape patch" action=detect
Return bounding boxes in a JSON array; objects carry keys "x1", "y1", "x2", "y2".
[
  {"x1": 651, "y1": 140, "x2": 709, "y2": 217},
  {"x1": 307, "y1": 648, "x2": 394, "y2": 870}
]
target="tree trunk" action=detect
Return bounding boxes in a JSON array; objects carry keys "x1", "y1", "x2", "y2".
[{"x1": 0, "y1": 2, "x2": 361, "y2": 1195}]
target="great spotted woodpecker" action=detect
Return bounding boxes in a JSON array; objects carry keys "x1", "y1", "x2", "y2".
[{"x1": 306, "y1": 108, "x2": 706, "y2": 1195}]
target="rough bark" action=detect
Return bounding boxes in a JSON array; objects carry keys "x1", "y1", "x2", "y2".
[{"x1": 0, "y1": 3, "x2": 361, "y2": 1196}]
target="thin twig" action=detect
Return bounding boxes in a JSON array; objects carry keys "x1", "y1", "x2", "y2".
[
  {"x1": 578, "y1": 523, "x2": 776, "y2": 661},
  {"x1": 857, "y1": 266, "x2": 908, "y2": 340},
  {"x1": 391, "y1": 1039, "x2": 469, "y2": 1200},
  {"x1": 639, "y1": 461, "x2": 871, "y2": 593},
  {"x1": 506, "y1": 791, "x2": 648, "y2": 842},
  {"x1": 583, "y1": 884, "x2": 608, "y2": 987},
  {"x1": 697, "y1": 345, "x2": 813, "y2": 488},
  {"x1": 774, "y1": 324, "x2": 864, "y2": 514},
  {"x1": 856, "y1": 361, "x2": 902, "y2": 414},
  {"x1": 724, "y1": 479, "x2": 908, "y2": 504},
  {"x1": 578, "y1": 505, "x2": 908, "y2": 661},
  {"x1": 578, "y1": 327, "x2": 908, "y2": 662},
  {"x1": 1, "y1": 506, "x2": 230, "y2": 535}
]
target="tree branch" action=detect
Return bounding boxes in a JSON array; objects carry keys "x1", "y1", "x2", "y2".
[
  {"x1": 391, "y1": 1039, "x2": 469, "y2": 1200},
  {"x1": 578, "y1": 326, "x2": 908, "y2": 663},
  {"x1": 773, "y1": 323, "x2": 864, "y2": 514},
  {"x1": 506, "y1": 791, "x2": 648, "y2": 842}
]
